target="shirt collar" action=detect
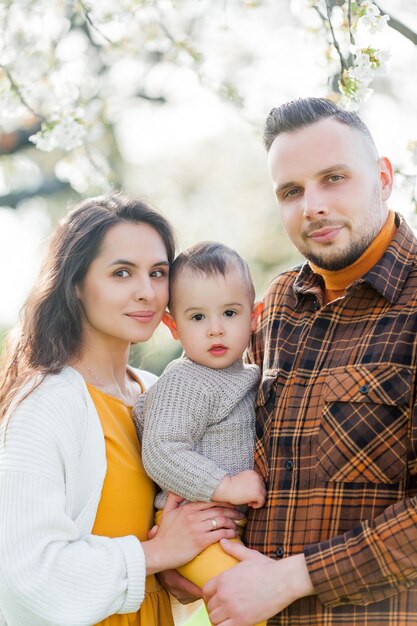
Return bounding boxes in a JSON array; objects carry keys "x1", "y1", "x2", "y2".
[{"x1": 293, "y1": 213, "x2": 417, "y2": 305}]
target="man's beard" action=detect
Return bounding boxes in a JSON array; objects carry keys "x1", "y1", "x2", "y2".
[{"x1": 301, "y1": 229, "x2": 377, "y2": 271}]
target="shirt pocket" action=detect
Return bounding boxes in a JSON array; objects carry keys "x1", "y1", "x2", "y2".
[{"x1": 317, "y1": 364, "x2": 411, "y2": 484}]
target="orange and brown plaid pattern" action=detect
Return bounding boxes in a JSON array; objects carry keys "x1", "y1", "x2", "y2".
[{"x1": 246, "y1": 214, "x2": 417, "y2": 625}]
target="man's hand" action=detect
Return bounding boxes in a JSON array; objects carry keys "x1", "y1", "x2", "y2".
[
  {"x1": 203, "y1": 539, "x2": 314, "y2": 625},
  {"x1": 212, "y1": 470, "x2": 266, "y2": 508},
  {"x1": 157, "y1": 569, "x2": 203, "y2": 604}
]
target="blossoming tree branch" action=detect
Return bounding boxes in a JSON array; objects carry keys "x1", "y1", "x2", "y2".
[{"x1": 0, "y1": 0, "x2": 416, "y2": 207}]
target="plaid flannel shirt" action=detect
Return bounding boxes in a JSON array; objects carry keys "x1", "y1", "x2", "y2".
[{"x1": 246, "y1": 213, "x2": 417, "y2": 625}]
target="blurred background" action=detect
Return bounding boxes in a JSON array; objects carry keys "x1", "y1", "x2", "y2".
[{"x1": 1, "y1": 0, "x2": 416, "y2": 372}]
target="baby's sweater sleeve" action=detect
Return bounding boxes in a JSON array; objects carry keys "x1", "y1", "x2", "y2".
[{"x1": 135, "y1": 362, "x2": 227, "y2": 502}]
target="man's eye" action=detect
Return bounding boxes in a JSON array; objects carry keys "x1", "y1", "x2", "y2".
[
  {"x1": 191, "y1": 314, "x2": 204, "y2": 321},
  {"x1": 224, "y1": 310, "x2": 236, "y2": 317},
  {"x1": 283, "y1": 188, "x2": 301, "y2": 199},
  {"x1": 328, "y1": 175, "x2": 343, "y2": 182}
]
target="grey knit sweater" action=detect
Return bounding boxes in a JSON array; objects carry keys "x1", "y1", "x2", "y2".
[{"x1": 133, "y1": 356, "x2": 260, "y2": 509}]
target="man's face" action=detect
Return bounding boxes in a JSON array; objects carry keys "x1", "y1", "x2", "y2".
[{"x1": 268, "y1": 118, "x2": 393, "y2": 270}]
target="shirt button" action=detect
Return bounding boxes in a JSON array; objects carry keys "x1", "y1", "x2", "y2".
[
  {"x1": 276, "y1": 546, "x2": 284, "y2": 558},
  {"x1": 359, "y1": 384, "x2": 369, "y2": 394},
  {"x1": 313, "y1": 299, "x2": 320, "y2": 310},
  {"x1": 285, "y1": 459, "x2": 294, "y2": 471}
]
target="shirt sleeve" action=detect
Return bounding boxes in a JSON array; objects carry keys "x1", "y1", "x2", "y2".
[
  {"x1": 0, "y1": 380, "x2": 146, "y2": 626},
  {"x1": 305, "y1": 495, "x2": 417, "y2": 607},
  {"x1": 140, "y1": 365, "x2": 227, "y2": 502}
]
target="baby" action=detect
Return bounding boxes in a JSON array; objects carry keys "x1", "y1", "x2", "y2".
[{"x1": 134, "y1": 241, "x2": 266, "y2": 626}]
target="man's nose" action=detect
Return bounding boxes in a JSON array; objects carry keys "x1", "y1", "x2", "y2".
[{"x1": 303, "y1": 187, "x2": 328, "y2": 219}]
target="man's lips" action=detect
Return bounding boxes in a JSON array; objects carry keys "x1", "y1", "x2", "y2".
[
  {"x1": 125, "y1": 311, "x2": 155, "y2": 323},
  {"x1": 209, "y1": 344, "x2": 228, "y2": 355},
  {"x1": 307, "y1": 226, "x2": 343, "y2": 243}
]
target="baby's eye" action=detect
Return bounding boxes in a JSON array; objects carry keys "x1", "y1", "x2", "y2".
[
  {"x1": 191, "y1": 313, "x2": 205, "y2": 321},
  {"x1": 224, "y1": 310, "x2": 236, "y2": 317},
  {"x1": 114, "y1": 269, "x2": 130, "y2": 278}
]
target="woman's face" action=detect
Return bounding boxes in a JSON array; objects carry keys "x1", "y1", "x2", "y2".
[{"x1": 76, "y1": 221, "x2": 170, "y2": 347}]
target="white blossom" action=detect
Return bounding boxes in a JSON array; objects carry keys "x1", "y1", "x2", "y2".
[
  {"x1": 55, "y1": 149, "x2": 112, "y2": 194},
  {"x1": 355, "y1": 2, "x2": 389, "y2": 35},
  {"x1": 29, "y1": 116, "x2": 86, "y2": 152}
]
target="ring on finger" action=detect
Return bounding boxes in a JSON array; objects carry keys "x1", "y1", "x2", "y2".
[{"x1": 211, "y1": 517, "x2": 218, "y2": 530}]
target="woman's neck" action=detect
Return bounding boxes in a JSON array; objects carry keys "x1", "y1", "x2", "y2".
[{"x1": 70, "y1": 331, "x2": 134, "y2": 400}]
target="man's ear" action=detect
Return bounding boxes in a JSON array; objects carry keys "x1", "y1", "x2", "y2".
[
  {"x1": 378, "y1": 156, "x2": 394, "y2": 201},
  {"x1": 250, "y1": 301, "x2": 263, "y2": 332},
  {"x1": 162, "y1": 311, "x2": 180, "y2": 340}
]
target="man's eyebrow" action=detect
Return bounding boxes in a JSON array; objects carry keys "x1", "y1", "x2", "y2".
[
  {"x1": 316, "y1": 164, "x2": 351, "y2": 177},
  {"x1": 106, "y1": 259, "x2": 170, "y2": 268},
  {"x1": 275, "y1": 181, "x2": 298, "y2": 195}
]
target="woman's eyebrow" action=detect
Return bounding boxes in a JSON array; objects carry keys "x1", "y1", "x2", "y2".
[{"x1": 107, "y1": 259, "x2": 170, "y2": 268}]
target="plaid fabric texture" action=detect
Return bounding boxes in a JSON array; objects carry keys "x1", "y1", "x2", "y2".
[{"x1": 246, "y1": 214, "x2": 417, "y2": 625}]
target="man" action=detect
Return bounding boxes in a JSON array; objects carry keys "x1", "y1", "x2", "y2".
[{"x1": 203, "y1": 97, "x2": 417, "y2": 625}]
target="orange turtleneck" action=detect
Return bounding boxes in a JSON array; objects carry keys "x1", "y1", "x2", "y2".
[{"x1": 310, "y1": 210, "x2": 397, "y2": 304}]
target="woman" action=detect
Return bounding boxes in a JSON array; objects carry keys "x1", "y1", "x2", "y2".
[{"x1": 0, "y1": 194, "x2": 239, "y2": 626}]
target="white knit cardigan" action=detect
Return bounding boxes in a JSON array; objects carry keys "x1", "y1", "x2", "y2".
[{"x1": 0, "y1": 365, "x2": 157, "y2": 626}]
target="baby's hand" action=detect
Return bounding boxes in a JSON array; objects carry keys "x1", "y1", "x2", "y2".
[{"x1": 213, "y1": 470, "x2": 266, "y2": 508}]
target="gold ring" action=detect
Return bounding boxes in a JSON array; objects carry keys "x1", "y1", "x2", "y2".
[{"x1": 211, "y1": 517, "x2": 218, "y2": 529}]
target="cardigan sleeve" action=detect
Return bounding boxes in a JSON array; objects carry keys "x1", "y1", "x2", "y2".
[
  {"x1": 137, "y1": 363, "x2": 227, "y2": 502},
  {"x1": 0, "y1": 374, "x2": 146, "y2": 626}
]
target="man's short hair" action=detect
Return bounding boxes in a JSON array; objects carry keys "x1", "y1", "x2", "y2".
[
  {"x1": 168, "y1": 241, "x2": 255, "y2": 313},
  {"x1": 263, "y1": 97, "x2": 377, "y2": 154}
]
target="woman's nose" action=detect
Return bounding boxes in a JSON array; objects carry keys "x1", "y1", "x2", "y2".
[{"x1": 134, "y1": 277, "x2": 154, "y2": 301}]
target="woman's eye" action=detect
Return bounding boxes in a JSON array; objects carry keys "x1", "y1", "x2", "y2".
[
  {"x1": 224, "y1": 310, "x2": 236, "y2": 317},
  {"x1": 150, "y1": 269, "x2": 166, "y2": 278},
  {"x1": 191, "y1": 314, "x2": 205, "y2": 321},
  {"x1": 114, "y1": 269, "x2": 130, "y2": 278}
]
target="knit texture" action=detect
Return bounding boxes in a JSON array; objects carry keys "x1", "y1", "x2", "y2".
[
  {"x1": 0, "y1": 365, "x2": 156, "y2": 626},
  {"x1": 134, "y1": 357, "x2": 260, "y2": 508}
]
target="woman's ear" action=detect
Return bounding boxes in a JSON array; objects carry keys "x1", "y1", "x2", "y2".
[
  {"x1": 250, "y1": 301, "x2": 263, "y2": 332},
  {"x1": 162, "y1": 311, "x2": 180, "y2": 340}
]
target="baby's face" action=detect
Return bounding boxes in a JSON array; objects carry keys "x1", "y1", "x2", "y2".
[{"x1": 171, "y1": 269, "x2": 258, "y2": 369}]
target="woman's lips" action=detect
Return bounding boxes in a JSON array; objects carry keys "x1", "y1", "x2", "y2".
[
  {"x1": 308, "y1": 226, "x2": 343, "y2": 243},
  {"x1": 125, "y1": 311, "x2": 155, "y2": 323}
]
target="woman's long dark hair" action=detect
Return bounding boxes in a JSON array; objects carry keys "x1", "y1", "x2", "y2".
[{"x1": 0, "y1": 194, "x2": 175, "y2": 421}]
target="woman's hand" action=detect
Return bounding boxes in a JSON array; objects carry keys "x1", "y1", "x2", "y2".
[
  {"x1": 141, "y1": 495, "x2": 242, "y2": 575},
  {"x1": 157, "y1": 569, "x2": 202, "y2": 604}
]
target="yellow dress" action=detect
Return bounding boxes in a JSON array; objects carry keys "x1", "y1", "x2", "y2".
[{"x1": 88, "y1": 382, "x2": 174, "y2": 626}]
